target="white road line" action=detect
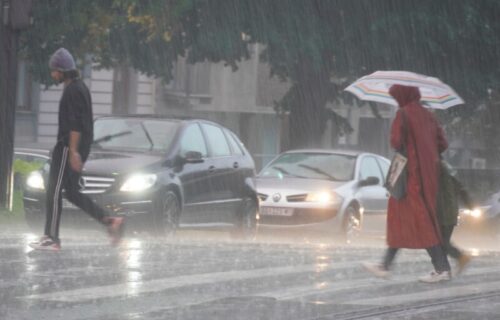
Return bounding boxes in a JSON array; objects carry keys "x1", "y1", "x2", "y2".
[
  {"x1": 258, "y1": 265, "x2": 500, "y2": 301},
  {"x1": 339, "y1": 266, "x2": 500, "y2": 306},
  {"x1": 20, "y1": 255, "x2": 499, "y2": 304},
  {"x1": 20, "y1": 261, "x2": 362, "y2": 302}
]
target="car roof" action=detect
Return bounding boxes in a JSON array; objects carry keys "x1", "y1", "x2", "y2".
[
  {"x1": 14, "y1": 148, "x2": 50, "y2": 159},
  {"x1": 94, "y1": 115, "x2": 223, "y2": 127},
  {"x1": 283, "y1": 148, "x2": 370, "y2": 157}
]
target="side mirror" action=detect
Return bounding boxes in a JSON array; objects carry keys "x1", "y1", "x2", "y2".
[
  {"x1": 359, "y1": 176, "x2": 380, "y2": 187},
  {"x1": 183, "y1": 151, "x2": 204, "y2": 164}
]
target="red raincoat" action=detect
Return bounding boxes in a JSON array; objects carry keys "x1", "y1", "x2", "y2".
[{"x1": 386, "y1": 85, "x2": 448, "y2": 248}]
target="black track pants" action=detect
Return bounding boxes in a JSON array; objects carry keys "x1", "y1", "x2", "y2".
[
  {"x1": 441, "y1": 225, "x2": 462, "y2": 260},
  {"x1": 44, "y1": 143, "x2": 107, "y2": 241}
]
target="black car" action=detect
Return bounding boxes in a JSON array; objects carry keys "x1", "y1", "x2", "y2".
[{"x1": 23, "y1": 116, "x2": 258, "y2": 237}]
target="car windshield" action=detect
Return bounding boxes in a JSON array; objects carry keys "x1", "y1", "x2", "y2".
[
  {"x1": 93, "y1": 118, "x2": 179, "y2": 152},
  {"x1": 259, "y1": 152, "x2": 356, "y2": 181}
]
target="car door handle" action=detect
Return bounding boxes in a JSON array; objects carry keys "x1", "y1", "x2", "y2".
[
  {"x1": 208, "y1": 165, "x2": 216, "y2": 173},
  {"x1": 233, "y1": 162, "x2": 239, "y2": 169}
]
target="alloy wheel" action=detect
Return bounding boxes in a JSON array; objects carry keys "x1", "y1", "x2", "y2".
[
  {"x1": 157, "y1": 191, "x2": 179, "y2": 237},
  {"x1": 344, "y1": 206, "x2": 361, "y2": 244}
]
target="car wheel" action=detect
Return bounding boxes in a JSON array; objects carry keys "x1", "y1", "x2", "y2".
[
  {"x1": 231, "y1": 197, "x2": 258, "y2": 240},
  {"x1": 154, "y1": 190, "x2": 180, "y2": 237},
  {"x1": 342, "y1": 204, "x2": 361, "y2": 244}
]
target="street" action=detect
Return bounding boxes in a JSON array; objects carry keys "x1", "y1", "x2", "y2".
[{"x1": 0, "y1": 223, "x2": 499, "y2": 320}]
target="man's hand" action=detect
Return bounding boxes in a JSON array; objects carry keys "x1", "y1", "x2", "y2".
[{"x1": 69, "y1": 150, "x2": 83, "y2": 172}]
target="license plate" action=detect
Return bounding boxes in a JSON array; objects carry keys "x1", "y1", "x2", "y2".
[{"x1": 260, "y1": 207, "x2": 294, "y2": 216}]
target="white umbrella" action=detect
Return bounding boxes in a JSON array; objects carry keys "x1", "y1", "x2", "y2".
[{"x1": 344, "y1": 71, "x2": 465, "y2": 109}]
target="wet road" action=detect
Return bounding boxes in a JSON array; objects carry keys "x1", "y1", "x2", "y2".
[{"x1": 1, "y1": 223, "x2": 499, "y2": 320}]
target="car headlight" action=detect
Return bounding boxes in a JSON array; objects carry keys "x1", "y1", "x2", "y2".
[
  {"x1": 26, "y1": 171, "x2": 45, "y2": 190},
  {"x1": 305, "y1": 191, "x2": 342, "y2": 206},
  {"x1": 460, "y1": 206, "x2": 488, "y2": 219},
  {"x1": 120, "y1": 174, "x2": 157, "y2": 192}
]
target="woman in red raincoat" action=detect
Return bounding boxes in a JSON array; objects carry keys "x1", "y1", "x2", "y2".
[{"x1": 363, "y1": 84, "x2": 452, "y2": 283}]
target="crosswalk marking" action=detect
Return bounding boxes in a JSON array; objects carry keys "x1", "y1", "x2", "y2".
[
  {"x1": 19, "y1": 255, "x2": 422, "y2": 303},
  {"x1": 21, "y1": 261, "x2": 361, "y2": 302},
  {"x1": 20, "y1": 259, "x2": 500, "y2": 306},
  {"x1": 259, "y1": 265, "x2": 500, "y2": 301}
]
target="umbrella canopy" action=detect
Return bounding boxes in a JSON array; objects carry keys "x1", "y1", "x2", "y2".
[{"x1": 344, "y1": 71, "x2": 464, "y2": 109}]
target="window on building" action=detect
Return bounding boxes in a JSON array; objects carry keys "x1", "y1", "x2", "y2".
[
  {"x1": 167, "y1": 57, "x2": 211, "y2": 96},
  {"x1": 358, "y1": 117, "x2": 391, "y2": 158},
  {"x1": 16, "y1": 60, "x2": 32, "y2": 112}
]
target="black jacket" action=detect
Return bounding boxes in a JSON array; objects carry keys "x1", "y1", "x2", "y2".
[
  {"x1": 436, "y1": 163, "x2": 473, "y2": 226},
  {"x1": 57, "y1": 79, "x2": 93, "y2": 160}
]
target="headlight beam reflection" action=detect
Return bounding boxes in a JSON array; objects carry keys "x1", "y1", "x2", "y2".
[{"x1": 124, "y1": 239, "x2": 144, "y2": 297}]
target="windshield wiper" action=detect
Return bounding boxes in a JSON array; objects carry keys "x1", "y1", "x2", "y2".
[
  {"x1": 298, "y1": 164, "x2": 339, "y2": 180},
  {"x1": 93, "y1": 130, "x2": 133, "y2": 146},
  {"x1": 269, "y1": 165, "x2": 307, "y2": 179},
  {"x1": 140, "y1": 123, "x2": 154, "y2": 150}
]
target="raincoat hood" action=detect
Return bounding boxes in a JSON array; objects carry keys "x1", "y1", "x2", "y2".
[{"x1": 389, "y1": 84, "x2": 421, "y2": 108}]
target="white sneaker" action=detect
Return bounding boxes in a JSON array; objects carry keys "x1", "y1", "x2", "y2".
[
  {"x1": 29, "y1": 235, "x2": 50, "y2": 246},
  {"x1": 418, "y1": 270, "x2": 451, "y2": 283},
  {"x1": 362, "y1": 262, "x2": 390, "y2": 279},
  {"x1": 28, "y1": 237, "x2": 61, "y2": 251}
]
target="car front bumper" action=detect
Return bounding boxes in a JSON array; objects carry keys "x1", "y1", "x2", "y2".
[{"x1": 257, "y1": 203, "x2": 342, "y2": 232}]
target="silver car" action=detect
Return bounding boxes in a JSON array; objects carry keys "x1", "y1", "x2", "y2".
[
  {"x1": 256, "y1": 149, "x2": 391, "y2": 240},
  {"x1": 459, "y1": 190, "x2": 500, "y2": 234}
]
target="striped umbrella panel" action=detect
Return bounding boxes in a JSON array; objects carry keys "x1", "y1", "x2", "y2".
[{"x1": 344, "y1": 71, "x2": 465, "y2": 109}]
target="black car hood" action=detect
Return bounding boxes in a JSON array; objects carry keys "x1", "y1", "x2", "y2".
[{"x1": 82, "y1": 151, "x2": 164, "y2": 176}]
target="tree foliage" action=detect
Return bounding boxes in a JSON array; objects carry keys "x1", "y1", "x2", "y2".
[
  {"x1": 20, "y1": 0, "x2": 500, "y2": 149},
  {"x1": 21, "y1": 0, "x2": 191, "y2": 84}
]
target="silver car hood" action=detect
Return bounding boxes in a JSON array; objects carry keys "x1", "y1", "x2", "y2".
[{"x1": 256, "y1": 177, "x2": 349, "y2": 195}]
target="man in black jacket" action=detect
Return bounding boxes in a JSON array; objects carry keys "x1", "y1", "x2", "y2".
[{"x1": 30, "y1": 48, "x2": 124, "y2": 251}]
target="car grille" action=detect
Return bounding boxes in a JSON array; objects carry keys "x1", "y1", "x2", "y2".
[
  {"x1": 286, "y1": 194, "x2": 308, "y2": 202},
  {"x1": 79, "y1": 176, "x2": 115, "y2": 194},
  {"x1": 258, "y1": 193, "x2": 309, "y2": 202},
  {"x1": 257, "y1": 193, "x2": 268, "y2": 201}
]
